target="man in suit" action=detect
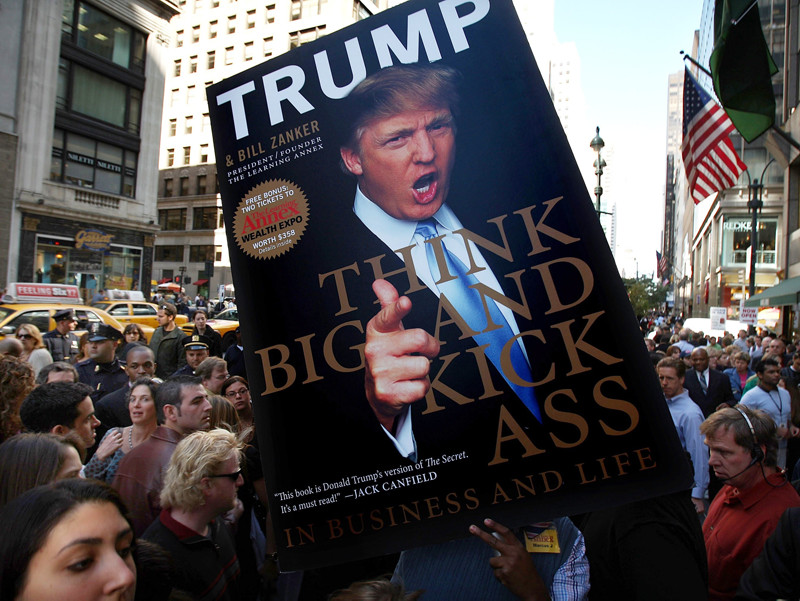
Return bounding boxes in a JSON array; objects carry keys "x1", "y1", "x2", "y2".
[
  {"x1": 684, "y1": 346, "x2": 734, "y2": 417},
  {"x1": 339, "y1": 64, "x2": 541, "y2": 459}
]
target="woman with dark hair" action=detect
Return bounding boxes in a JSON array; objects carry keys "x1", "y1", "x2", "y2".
[
  {"x1": 0, "y1": 355, "x2": 36, "y2": 444},
  {"x1": 84, "y1": 378, "x2": 160, "y2": 484},
  {"x1": 0, "y1": 432, "x2": 84, "y2": 508},
  {"x1": 191, "y1": 308, "x2": 222, "y2": 357},
  {"x1": 0, "y1": 478, "x2": 136, "y2": 601},
  {"x1": 117, "y1": 324, "x2": 147, "y2": 362},
  {"x1": 221, "y1": 375, "x2": 254, "y2": 433},
  {"x1": 74, "y1": 332, "x2": 90, "y2": 364},
  {"x1": 123, "y1": 324, "x2": 146, "y2": 345}
]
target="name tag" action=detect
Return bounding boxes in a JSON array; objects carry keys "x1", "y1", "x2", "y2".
[{"x1": 523, "y1": 522, "x2": 560, "y2": 554}]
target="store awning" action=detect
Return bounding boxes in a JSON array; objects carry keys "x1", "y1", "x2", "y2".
[
  {"x1": 193, "y1": 279, "x2": 209, "y2": 286},
  {"x1": 744, "y1": 276, "x2": 800, "y2": 307},
  {"x1": 158, "y1": 278, "x2": 171, "y2": 284}
]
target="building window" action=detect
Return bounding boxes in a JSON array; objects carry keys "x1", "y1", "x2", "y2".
[
  {"x1": 353, "y1": 0, "x2": 370, "y2": 20},
  {"x1": 170, "y1": 89, "x2": 179, "y2": 107},
  {"x1": 193, "y1": 207, "x2": 220, "y2": 230},
  {"x1": 197, "y1": 174, "x2": 208, "y2": 195},
  {"x1": 291, "y1": 0, "x2": 326, "y2": 20},
  {"x1": 63, "y1": 2, "x2": 146, "y2": 72},
  {"x1": 247, "y1": 9, "x2": 256, "y2": 28},
  {"x1": 225, "y1": 46, "x2": 234, "y2": 66},
  {"x1": 177, "y1": 29, "x2": 184, "y2": 47},
  {"x1": 158, "y1": 209, "x2": 187, "y2": 231},
  {"x1": 722, "y1": 217, "x2": 778, "y2": 267},
  {"x1": 50, "y1": 128, "x2": 137, "y2": 197},
  {"x1": 738, "y1": 147, "x2": 784, "y2": 187},
  {"x1": 167, "y1": 148, "x2": 174, "y2": 167},
  {"x1": 266, "y1": 4, "x2": 275, "y2": 23},
  {"x1": 228, "y1": 15, "x2": 236, "y2": 33},
  {"x1": 174, "y1": 59, "x2": 182, "y2": 76},
  {"x1": 169, "y1": 119, "x2": 177, "y2": 136},
  {"x1": 209, "y1": 20, "x2": 218, "y2": 39},
  {"x1": 185, "y1": 116, "x2": 193, "y2": 135},
  {"x1": 187, "y1": 85, "x2": 196, "y2": 103},
  {"x1": 164, "y1": 179, "x2": 174, "y2": 197},
  {"x1": 202, "y1": 113, "x2": 210, "y2": 132},
  {"x1": 289, "y1": 26, "x2": 325, "y2": 49},
  {"x1": 207, "y1": 50, "x2": 216, "y2": 69},
  {"x1": 190, "y1": 244, "x2": 216, "y2": 262},
  {"x1": 244, "y1": 41, "x2": 254, "y2": 61},
  {"x1": 60, "y1": 61, "x2": 142, "y2": 134},
  {"x1": 192, "y1": 25, "x2": 200, "y2": 43},
  {"x1": 263, "y1": 37, "x2": 273, "y2": 57},
  {"x1": 155, "y1": 245, "x2": 184, "y2": 262},
  {"x1": 190, "y1": 55, "x2": 198, "y2": 73},
  {"x1": 200, "y1": 144, "x2": 209, "y2": 163},
  {"x1": 183, "y1": 147, "x2": 191, "y2": 165},
  {"x1": 180, "y1": 176, "x2": 189, "y2": 196}
]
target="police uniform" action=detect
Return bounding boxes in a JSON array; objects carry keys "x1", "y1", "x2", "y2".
[
  {"x1": 76, "y1": 323, "x2": 128, "y2": 403},
  {"x1": 170, "y1": 334, "x2": 212, "y2": 377},
  {"x1": 42, "y1": 309, "x2": 80, "y2": 363}
]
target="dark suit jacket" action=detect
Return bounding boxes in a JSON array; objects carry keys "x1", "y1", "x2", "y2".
[{"x1": 684, "y1": 369, "x2": 734, "y2": 417}]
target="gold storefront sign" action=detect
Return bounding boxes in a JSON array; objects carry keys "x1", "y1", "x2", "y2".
[{"x1": 75, "y1": 229, "x2": 114, "y2": 251}]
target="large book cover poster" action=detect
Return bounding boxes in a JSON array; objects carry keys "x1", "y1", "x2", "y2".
[{"x1": 208, "y1": 0, "x2": 691, "y2": 570}]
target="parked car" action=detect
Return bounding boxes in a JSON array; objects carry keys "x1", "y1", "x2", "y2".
[
  {"x1": 92, "y1": 300, "x2": 188, "y2": 329},
  {"x1": 0, "y1": 283, "x2": 154, "y2": 342},
  {"x1": 181, "y1": 312, "x2": 239, "y2": 351}
]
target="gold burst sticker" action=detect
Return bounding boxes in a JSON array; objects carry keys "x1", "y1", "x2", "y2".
[{"x1": 233, "y1": 179, "x2": 309, "y2": 260}]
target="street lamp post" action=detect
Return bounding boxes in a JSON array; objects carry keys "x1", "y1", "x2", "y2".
[
  {"x1": 589, "y1": 126, "x2": 606, "y2": 216},
  {"x1": 746, "y1": 159, "x2": 774, "y2": 298}
]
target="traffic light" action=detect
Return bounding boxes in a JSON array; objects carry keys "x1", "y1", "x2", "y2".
[{"x1": 174, "y1": 276, "x2": 181, "y2": 284}]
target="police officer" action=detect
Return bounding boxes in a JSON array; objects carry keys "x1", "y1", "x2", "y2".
[
  {"x1": 172, "y1": 334, "x2": 211, "y2": 377},
  {"x1": 75, "y1": 323, "x2": 128, "y2": 403},
  {"x1": 42, "y1": 309, "x2": 80, "y2": 363}
]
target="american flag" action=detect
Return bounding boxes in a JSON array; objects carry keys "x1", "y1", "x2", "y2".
[
  {"x1": 656, "y1": 251, "x2": 668, "y2": 278},
  {"x1": 682, "y1": 68, "x2": 746, "y2": 204}
]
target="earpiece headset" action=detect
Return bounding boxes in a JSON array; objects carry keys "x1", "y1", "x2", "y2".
[
  {"x1": 735, "y1": 405, "x2": 764, "y2": 463},
  {"x1": 718, "y1": 405, "x2": 764, "y2": 481}
]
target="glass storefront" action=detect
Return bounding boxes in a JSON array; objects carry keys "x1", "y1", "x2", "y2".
[
  {"x1": 35, "y1": 235, "x2": 142, "y2": 295},
  {"x1": 721, "y1": 216, "x2": 778, "y2": 267}
]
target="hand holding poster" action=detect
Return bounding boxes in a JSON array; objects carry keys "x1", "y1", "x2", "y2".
[{"x1": 208, "y1": 0, "x2": 691, "y2": 570}]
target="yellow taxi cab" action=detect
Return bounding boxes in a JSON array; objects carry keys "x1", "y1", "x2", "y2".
[
  {"x1": 91, "y1": 290, "x2": 188, "y2": 329},
  {"x1": 0, "y1": 283, "x2": 154, "y2": 342},
  {"x1": 181, "y1": 306, "x2": 239, "y2": 351}
]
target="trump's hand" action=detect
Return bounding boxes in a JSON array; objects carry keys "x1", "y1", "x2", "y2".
[{"x1": 364, "y1": 279, "x2": 440, "y2": 432}]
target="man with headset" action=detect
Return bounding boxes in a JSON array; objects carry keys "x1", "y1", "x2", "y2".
[{"x1": 700, "y1": 405, "x2": 800, "y2": 600}]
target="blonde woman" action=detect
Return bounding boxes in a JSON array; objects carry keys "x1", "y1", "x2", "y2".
[{"x1": 15, "y1": 323, "x2": 53, "y2": 377}]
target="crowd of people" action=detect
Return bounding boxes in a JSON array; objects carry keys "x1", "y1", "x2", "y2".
[{"x1": 3, "y1": 301, "x2": 800, "y2": 600}]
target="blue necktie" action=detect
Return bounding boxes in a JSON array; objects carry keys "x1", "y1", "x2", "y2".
[{"x1": 416, "y1": 220, "x2": 540, "y2": 421}]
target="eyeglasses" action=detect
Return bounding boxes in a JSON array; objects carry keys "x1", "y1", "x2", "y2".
[
  {"x1": 208, "y1": 469, "x2": 242, "y2": 481},
  {"x1": 16, "y1": 333, "x2": 32, "y2": 340},
  {"x1": 225, "y1": 388, "x2": 249, "y2": 398}
]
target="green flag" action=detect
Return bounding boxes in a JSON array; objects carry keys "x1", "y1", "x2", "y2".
[{"x1": 710, "y1": 0, "x2": 778, "y2": 142}]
